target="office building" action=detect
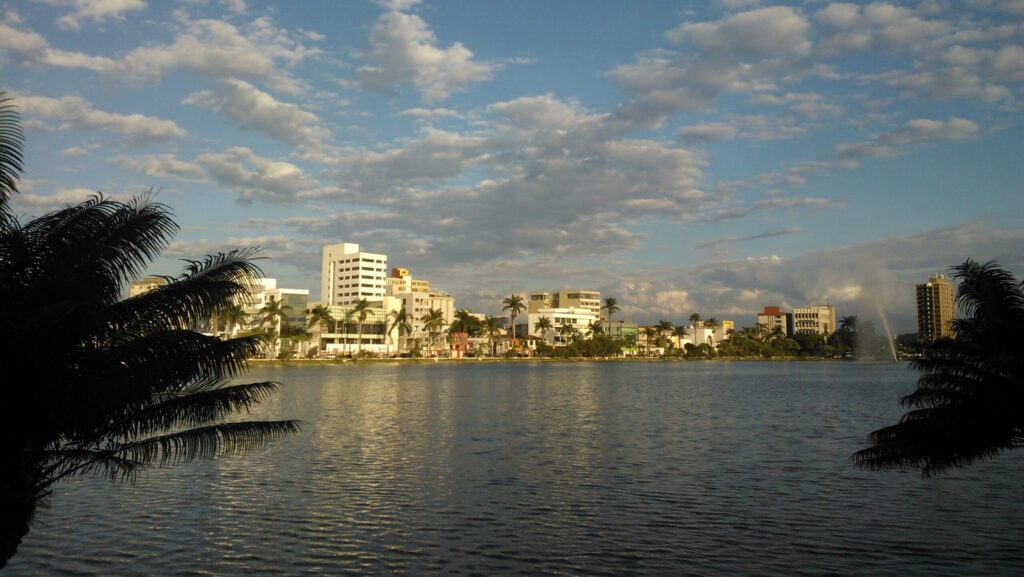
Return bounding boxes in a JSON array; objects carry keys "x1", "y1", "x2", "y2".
[
  {"x1": 793, "y1": 304, "x2": 837, "y2": 336},
  {"x1": 321, "y1": 243, "x2": 388, "y2": 307}
]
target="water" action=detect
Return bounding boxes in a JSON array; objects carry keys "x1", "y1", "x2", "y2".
[{"x1": 8, "y1": 362, "x2": 1024, "y2": 576}]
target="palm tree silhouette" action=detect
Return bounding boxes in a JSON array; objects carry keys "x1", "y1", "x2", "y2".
[
  {"x1": 854, "y1": 259, "x2": 1024, "y2": 477},
  {"x1": 0, "y1": 95, "x2": 297, "y2": 566}
]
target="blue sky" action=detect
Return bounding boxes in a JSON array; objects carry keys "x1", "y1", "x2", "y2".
[{"x1": 2, "y1": 0, "x2": 1022, "y2": 330}]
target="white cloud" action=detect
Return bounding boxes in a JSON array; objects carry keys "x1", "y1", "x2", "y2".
[
  {"x1": 0, "y1": 22, "x2": 116, "y2": 71},
  {"x1": 183, "y1": 79, "x2": 330, "y2": 148},
  {"x1": 60, "y1": 143, "x2": 100, "y2": 157},
  {"x1": 397, "y1": 107, "x2": 462, "y2": 120},
  {"x1": 196, "y1": 147, "x2": 321, "y2": 204},
  {"x1": 837, "y1": 116, "x2": 979, "y2": 158},
  {"x1": 37, "y1": 0, "x2": 147, "y2": 31},
  {"x1": 358, "y1": 9, "x2": 495, "y2": 102},
  {"x1": 677, "y1": 122, "x2": 738, "y2": 144},
  {"x1": 118, "y1": 17, "x2": 316, "y2": 95},
  {"x1": 667, "y1": 6, "x2": 812, "y2": 59},
  {"x1": 113, "y1": 154, "x2": 207, "y2": 181},
  {"x1": 15, "y1": 93, "x2": 186, "y2": 143}
]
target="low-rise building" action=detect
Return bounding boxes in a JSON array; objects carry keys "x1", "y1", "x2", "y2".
[
  {"x1": 528, "y1": 307, "x2": 600, "y2": 345},
  {"x1": 757, "y1": 306, "x2": 793, "y2": 336},
  {"x1": 128, "y1": 275, "x2": 167, "y2": 297},
  {"x1": 793, "y1": 304, "x2": 837, "y2": 336}
]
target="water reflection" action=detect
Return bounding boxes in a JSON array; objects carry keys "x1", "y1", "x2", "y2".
[{"x1": 7, "y1": 362, "x2": 1024, "y2": 576}]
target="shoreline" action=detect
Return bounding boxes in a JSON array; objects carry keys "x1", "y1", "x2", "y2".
[{"x1": 250, "y1": 356, "x2": 897, "y2": 366}]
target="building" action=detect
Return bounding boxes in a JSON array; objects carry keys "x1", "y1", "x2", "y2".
[
  {"x1": 916, "y1": 274, "x2": 955, "y2": 342},
  {"x1": 384, "y1": 266, "x2": 455, "y2": 351},
  {"x1": 757, "y1": 306, "x2": 793, "y2": 336},
  {"x1": 128, "y1": 275, "x2": 167, "y2": 297},
  {"x1": 528, "y1": 289, "x2": 601, "y2": 316},
  {"x1": 793, "y1": 304, "x2": 837, "y2": 336},
  {"x1": 242, "y1": 278, "x2": 309, "y2": 356},
  {"x1": 528, "y1": 307, "x2": 600, "y2": 345},
  {"x1": 321, "y1": 243, "x2": 388, "y2": 307}
]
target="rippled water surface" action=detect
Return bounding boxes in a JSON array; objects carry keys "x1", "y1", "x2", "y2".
[{"x1": 8, "y1": 362, "x2": 1024, "y2": 576}]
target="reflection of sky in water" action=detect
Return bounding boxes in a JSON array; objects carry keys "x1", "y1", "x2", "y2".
[{"x1": 8, "y1": 362, "x2": 1024, "y2": 576}]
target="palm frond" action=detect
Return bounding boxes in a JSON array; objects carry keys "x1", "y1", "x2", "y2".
[
  {"x1": 108, "y1": 249, "x2": 263, "y2": 333},
  {"x1": 112, "y1": 420, "x2": 301, "y2": 467},
  {"x1": 98, "y1": 382, "x2": 283, "y2": 441},
  {"x1": 0, "y1": 91, "x2": 24, "y2": 205},
  {"x1": 855, "y1": 259, "x2": 1024, "y2": 476}
]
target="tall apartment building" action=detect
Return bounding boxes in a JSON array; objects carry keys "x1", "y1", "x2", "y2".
[
  {"x1": 793, "y1": 304, "x2": 837, "y2": 336},
  {"x1": 528, "y1": 290, "x2": 601, "y2": 316},
  {"x1": 321, "y1": 243, "x2": 388, "y2": 307},
  {"x1": 916, "y1": 274, "x2": 955, "y2": 342},
  {"x1": 757, "y1": 306, "x2": 792, "y2": 336}
]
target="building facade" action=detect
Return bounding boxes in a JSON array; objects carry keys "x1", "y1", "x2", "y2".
[
  {"x1": 757, "y1": 306, "x2": 793, "y2": 336},
  {"x1": 128, "y1": 275, "x2": 167, "y2": 298},
  {"x1": 916, "y1": 274, "x2": 955, "y2": 342},
  {"x1": 793, "y1": 304, "x2": 837, "y2": 336},
  {"x1": 528, "y1": 289, "x2": 601, "y2": 316},
  {"x1": 321, "y1": 243, "x2": 388, "y2": 307},
  {"x1": 528, "y1": 307, "x2": 600, "y2": 345}
]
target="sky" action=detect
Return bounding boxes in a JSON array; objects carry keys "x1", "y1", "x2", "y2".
[{"x1": 2, "y1": 0, "x2": 1022, "y2": 331}]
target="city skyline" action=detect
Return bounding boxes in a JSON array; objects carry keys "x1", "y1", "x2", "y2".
[{"x1": 3, "y1": 0, "x2": 1023, "y2": 331}]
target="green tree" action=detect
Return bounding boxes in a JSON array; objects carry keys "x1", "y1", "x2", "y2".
[
  {"x1": 602, "y1": 296, "x2": 620, "y2": 328},
  {"x1": 306, "y1": 304, "x2": 335, "y2": 352},
  {"x1": 421, "y1": 308, "x2": 446, "y2": 356},
  {"x1": 535, "y1": 316, "x2": 553, "y2": 343},
  {"x1": 451, "y1": 309, "x2": 482, "y2": 336},
  {"x1": 350, "y1": 299, "x2": 372, "y2": 355},
  {"x1": 259, "y1": 296, "x2": 291, "y2": 358},
  {"x1": 387, "y1": 308, "x2": 412, "y2": 356},
  {"x1": 853, "y1": 259, "x2": 1024, "y2": 476},
  {"x1": 558, "y1": 323, "x2": 579, "y2": 345},
  {"x1": 502, "y1": 294, "x2": 526, "y2": 342},
  {"x1": 482, "y1": 315, "x2": 502, "y2": 356},
  {"x1": 219, "y1": 302, "x2": 248, "y2": 338},
  {"x1": 0, "y1": 200, "x2": 298, "y2": 565}
]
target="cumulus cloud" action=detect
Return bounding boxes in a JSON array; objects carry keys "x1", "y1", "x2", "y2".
[
  {"x1": 358, "y1": 8, "x2": 495, "y2": 102},
  {"x1": 15, "y1": 93, "x2": 185, "y2": 143},
  {"x1": 183, "y1": 79, "x2": 330, "y2": 148},
  {"x1": 113, "y1": 153, "x2": 207, "y2": 181},
  {"x1": 0, "y1": 22, "x2": 116, "y2": 70},
  {"x1": 39, "y1": 0, "x2": 147, "y2": 31},
  {"x1": 196, "y1": 147, "x2": 322, "y2": 204},
  {"x1": 836, "y1": 116, "x2": 979, "y2": 159},
  {"x1": 60, "y1": 143, "x2": 100, "y2": 157},
  {"x1": 117, "y1": 17, "x2": 317, "y2": 94}
]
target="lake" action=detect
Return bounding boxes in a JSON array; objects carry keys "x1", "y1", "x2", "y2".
[{"x1": 7, "y1": 362, "x2": 1024, "y2": 576}]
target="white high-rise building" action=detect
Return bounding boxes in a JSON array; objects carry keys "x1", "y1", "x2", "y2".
[{"x1": 321, "y1": 243, "x2": 388, "y2": 307}]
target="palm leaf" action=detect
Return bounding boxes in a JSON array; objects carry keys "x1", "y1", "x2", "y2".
[
  {"x1": 0, "y1": 91, "x2": 24, "y2": 205},
  {"x1": 111, "y1": 420, "x2": 301, "y2": 467}
]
